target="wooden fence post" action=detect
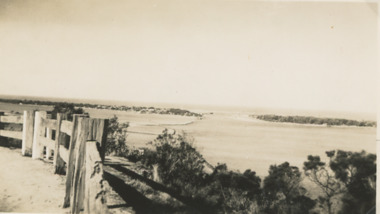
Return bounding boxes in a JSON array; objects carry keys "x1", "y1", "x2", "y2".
[
  {"x1": 22, "y1": 110, "x2": 35, "y2": 156},
  {"x1": 63, "y1": 116, "x2": 109, "y2": 212},
  {"x1": 63, "y1": 114, "x2": 87, "y2": 208},
  {"x1": 54, "y1": 113, "x2": 67, "y2": 174},
  {"x1": 70, "y1": 117, "x2": 89, "y2": 214},
  {"x1": 84, "y1": 141, "x2": 108, "y2": 214},
  {"x1": 32, "y1": 111, "x2": 47, "y2": 160},
  {"x1": 87, "y1": 118, "x2": 109, "y2": 162},
  {"x1": 45, "y1": 114, "x2": 53, "y2": 160}
]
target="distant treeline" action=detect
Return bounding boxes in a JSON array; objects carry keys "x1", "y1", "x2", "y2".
[
  {"x1": 252, "y1": 114, "x2": 376, "y2": 127},
  {"x1": 0, "y1": 98, "x2": 202, "y2": 117}
]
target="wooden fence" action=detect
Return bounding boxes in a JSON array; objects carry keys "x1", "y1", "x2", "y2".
[
  {"x1": 0, "y1": 110, "x2": 110, "y2": 214},
  {"x1": 0, "y1": 111, "x2": 35, "y2": 156}
]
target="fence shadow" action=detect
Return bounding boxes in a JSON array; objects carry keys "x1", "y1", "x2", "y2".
[
  {"x1": 104, "y1": 171, "x2": 192, "y2": 214},
  {"x1": 105, "y1": 164, "x2": 216, "y2": 214}
]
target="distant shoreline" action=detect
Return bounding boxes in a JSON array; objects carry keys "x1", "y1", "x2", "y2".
[
  {"x1": 251, "y1": 114, "x2": 376, "y2": 128},
  {"x1": 0, "y1": 98, "x2": 203, "y2": 118}
]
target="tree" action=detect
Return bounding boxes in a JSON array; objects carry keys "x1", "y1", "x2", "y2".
[
  {"x1": 304, "y1": 155, "x2": 345, "y2": 214},
  {"x1": 262, "y1": 162, "x2": 315, "y2": 214},
  {"x1": 327, "y1": 150, "x2": 376, "y2": 214}
]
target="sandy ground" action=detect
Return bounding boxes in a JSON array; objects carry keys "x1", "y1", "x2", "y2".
[{"x1": 0, "y1": 146, "x2": 68, "y2": 213}]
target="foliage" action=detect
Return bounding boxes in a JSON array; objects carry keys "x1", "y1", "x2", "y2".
[
  {"x1": 105, "y1": 115, "x2": 129, "y2": 156},
  {"x1": 135, "y1": 129, "x2": 263, "y2": 213},
  {"x1": 51, "y1": 103, "x2": 86, "y2": 120},
  {"x1": 122, "y1": 129, "x2": 376, "y2": 214},
  {"x1": 253, "y1": 114, "x2": 376, "y2": 127},
  {"x1": 327, "y1": 150, "x2": 376, "y2": 214},
  {"x1": 261, "y1": 162, "x2": 316, "y2": 214},
  {"x1": 304, "y1": 155, "x2": 346, "y2": 214},
  {"x1": 145, "y1": 129, "x2": 206, "y2": 192},
  {"x1": 303, "y1": 155, "x2": 345, "y2": 214},
  {"x1": 204, "y1": 164, "x2": 262, "y2": 213},
  {"x1": 303, "y1": 150, "x2": 376, "y2": 214}
]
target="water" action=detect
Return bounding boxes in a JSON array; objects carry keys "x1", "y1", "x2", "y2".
[
  {"x1": 0, "y1": 99, "x2": 376, "y2": 177},
  {"x1": 84, "y1": 107, "x2": 375, "y2": 176}
]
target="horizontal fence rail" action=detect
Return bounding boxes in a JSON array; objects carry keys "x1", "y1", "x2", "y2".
[
  {"x1": 0, "y1": 129, "x2": 23, "y2": 139},
  {"x1": 0, "y1": 115, "x2": 24, "y2": 124},
  {"x1": 61, "y1": 120, "x2": 73, "y2": 136}
]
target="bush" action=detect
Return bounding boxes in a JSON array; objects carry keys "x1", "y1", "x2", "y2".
[
  {"x1": 136, "y1": 129, "x2": 263, "y2": 213},
  {"x1": 144, "y1": 129, "x2": 206, "y2": 191},
  {"x1": 105, "y1": 115, "x2": 129, "y2": 156}
]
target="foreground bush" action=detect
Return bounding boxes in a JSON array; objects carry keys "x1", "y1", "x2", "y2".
[{"x1": 134, "y1": 129, "x2": 263, "y2": 213}]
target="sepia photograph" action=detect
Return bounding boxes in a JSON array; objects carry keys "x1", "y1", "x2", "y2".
[{"x1": 0, "y1": 0, "x2": 377, "y2": 213}]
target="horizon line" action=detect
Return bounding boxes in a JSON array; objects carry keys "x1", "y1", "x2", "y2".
[{"x1": 0, "y1": 93, "x2": 376, "y2": 116}]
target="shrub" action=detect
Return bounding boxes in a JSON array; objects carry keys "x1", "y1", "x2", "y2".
[
  {"x1": 137, "y1": 129, "x2": 263, "y2": 213},
  {"x1": 105, "y1": 115, "x2": 129, "y2": 156},
  {"x1": 146, "y1": 129, "x2": 206, "y2": 191}
]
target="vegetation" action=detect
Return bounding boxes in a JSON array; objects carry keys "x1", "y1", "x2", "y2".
[
  {"x1": 304, "y1": 155, "x2": 345, "y2": 214},
  {"x1": 328, "y1": 150, "x2": 376, "y2": 214},
  {"x1": 304, "y1": 150, "x2": 376, "y2": 214},
  {"x1": 88, "y1": 112, "x2": 376, "y2": 213},
  {"x1": 105, "y1": 115, "x2": 129, "y2": 156},
  {"x1": 261, "y1": 162, "x2": 315, "y2": 214},
  {"x1": 51, "y1": 103, "x2": 86, "y2": 120},
  {"x1": 124, "y1": 129, "x2": 263, "y2": 213},
  {"x1": 252, "y1": 114, "x2": 376, "y2": 127},
  {"x1": 120, "y1": 129, "x2": 376, "y2": 214},
  {"x1": 0, "y1": 98, "x2": 202, "y2": 117}
]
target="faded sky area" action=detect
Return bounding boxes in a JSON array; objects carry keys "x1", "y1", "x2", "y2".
[{"x1": 0, "y1": 0, "x2": 377, "y2": 113}]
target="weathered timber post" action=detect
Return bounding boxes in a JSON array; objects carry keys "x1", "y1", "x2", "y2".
[
  {"x1": 54, "y1": 113, "x2": 67, "y2": 174},
  {"x1": 70, "y1": 117, "x2": 89, "y2": 214},
  {"x1": 32, "y1": 111, "x2": 47, "y2": 159},
  {"x1": 84, "y1": 141, "x2": 108, "y2": 214},
  {"x1": 152, "y1": 164, "x2": 161, "y2": 183},
  {"x1": 22, "y1": 110, "x2": 35, "y2": 156},
  {"x1": 63, "y1": 116, "x2": 109, "y2": 213},
  {"x1": 45, "y1": 114, "x2": 53, "y2": 160},
  {"x1": 63, "y1": 114, "x2": 87, "y2": 208},
  {"x1": 70, "y1": 118, "x2": 109, "y2": 213}
]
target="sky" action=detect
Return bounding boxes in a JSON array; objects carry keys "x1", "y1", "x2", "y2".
[{"x1": 0, "y1": 0, "x2": 378, "y2": 113}]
